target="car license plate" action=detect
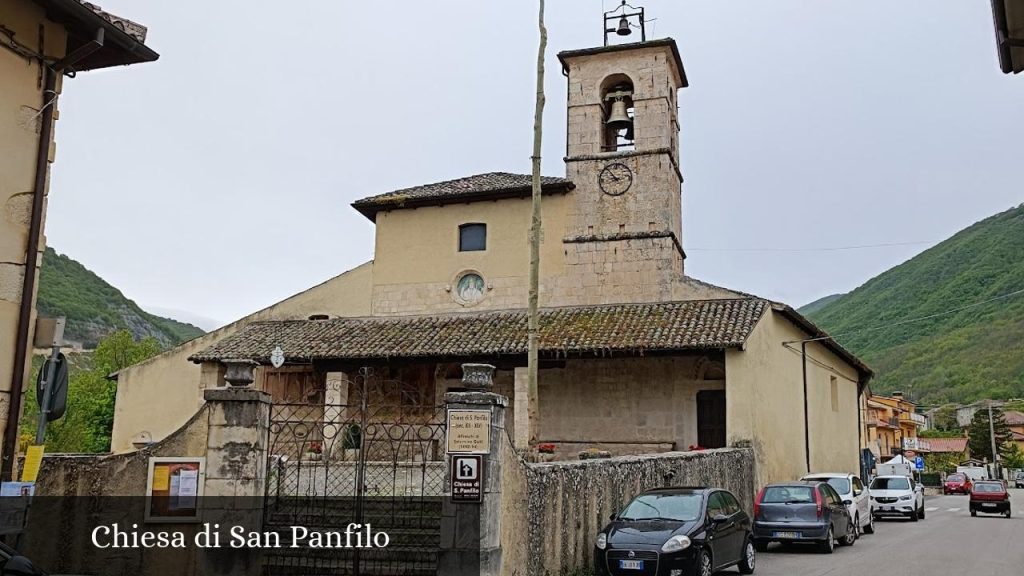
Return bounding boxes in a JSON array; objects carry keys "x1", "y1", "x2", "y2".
[
  {"x1": 619, "y1": 560, "x2": 643, "y2": 570},
  {"x1": 772, "y1": 531, "x2": 801, "y2": 539},
  {"x1": 982, "y1": 503, "x2": 996, "y2": 508},
  {"x1": 880, "y1": 506, "x2": 893, "y2": 511}
]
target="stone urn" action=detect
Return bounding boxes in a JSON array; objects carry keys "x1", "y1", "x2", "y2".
[
  {"x1": 222, "y1": 358, "x2": 258, "y2": 388},
  {"x1": 461, "y1": 363, "x2": 496, "y2": 390}
]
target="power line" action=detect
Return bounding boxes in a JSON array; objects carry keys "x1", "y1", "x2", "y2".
[{"x1": 689, "y1": 240, "x2": 936, "y2": 252}]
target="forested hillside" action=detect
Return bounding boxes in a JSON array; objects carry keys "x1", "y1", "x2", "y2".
[
  {"x1": 37, "y1": 247, "x2": 204, "y2": 348},
  {"x1": 803, "y1": 204, "x2": 1024, "y2": 404}
]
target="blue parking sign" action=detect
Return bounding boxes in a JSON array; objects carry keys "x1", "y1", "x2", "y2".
[{"x1": 915, "y1": 456, "x2": 925, "y2": 470}]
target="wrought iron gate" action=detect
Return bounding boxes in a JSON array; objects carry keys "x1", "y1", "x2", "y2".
[{"x1": 262, "y1": 367, "x2": 447, "y2": 575}]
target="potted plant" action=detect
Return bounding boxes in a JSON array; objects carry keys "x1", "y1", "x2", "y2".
[
  {"x1": 536, "y1": 443, "x2": 557, "y2": 463},
  {"x1": 341, "y1": 424, "x2": 361, "y2": 462},
  {"x1": 306, "y1": 441, "x2": 323, "y2": 462}
]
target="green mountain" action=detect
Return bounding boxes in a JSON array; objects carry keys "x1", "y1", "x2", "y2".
[
  {"x1": 798, "y1": 293, "x2": 845, "y2": 317},
  {"x1": 37, "y1": 247, "x2": 204, "y2": 349},
  {"x1": 801, "y1": 204, "x2": 1024, "y2": 405}
]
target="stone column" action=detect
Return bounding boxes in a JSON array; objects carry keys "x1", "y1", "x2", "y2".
[
  {"x1": 439, "y1": 390, "x2": 508, "y2": 576},
  {"x1": 323, "y1": 371, "x2": 349, "y2": 460},
  {"x1": 199, "y1": 361, "x2": 271, "y2": 576},
  {"x1": 512, "y1": 366, "x2": 539, "y2": 450}
]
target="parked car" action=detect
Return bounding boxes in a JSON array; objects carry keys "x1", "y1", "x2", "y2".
[
  {"x1": 969, "y1": 480, "x2": 1011, "y2": 518},
  {"x1": 943, "y1": 473, "x2": 973, "y2": 495},
  {"x1": 751, "y1": 481, "x2": 856, "y2": 554},
  {"x1": 0, "y1": 541, "x2": 46, "y2": 575},
  {"x1": 1015, "y1": 472, "x2": 1024, "y2": 489},
  {"x1": 594, "y1": 487, "x2": 755, "y2": 576},
  {"x1": 869, "y1": 475, "x2": 925, "y2": 521},
  {"x1": 801, "y1": 472, "x2": 874, "y2": 535}
]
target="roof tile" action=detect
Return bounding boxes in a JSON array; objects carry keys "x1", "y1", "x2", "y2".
[
  {"x1": 190, "y1": 298, "x2": 768, "y2": 363},
  {"x1": 351, "y1": 172, "x2": 573, "y2": 220}
]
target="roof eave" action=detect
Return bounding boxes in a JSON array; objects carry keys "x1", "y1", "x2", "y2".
[
  {"x1": 351, "y1": 181, "x2": 576, "y2": 222},
  {"x1": 992, "y1": 0, "x2": 1024, "y2": 74},
  {"x1": 35, "y1": 0, "x2": 159, "y2": 71},
  {"x1": 557, "y1": 38, "x2": 688, "y2": 87}
]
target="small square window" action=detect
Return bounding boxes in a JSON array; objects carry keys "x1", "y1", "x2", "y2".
[{"x1": 459, "y1": 223, "x2": 486, "y2": 252}]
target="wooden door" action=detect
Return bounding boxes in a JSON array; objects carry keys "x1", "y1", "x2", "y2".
[{"x1": 697, "y1": 390, "x2": 727, "y2": 449}]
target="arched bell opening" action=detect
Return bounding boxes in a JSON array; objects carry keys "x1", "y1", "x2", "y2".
[{"x1": 600, "y1": 74, "x2": 636, "y2": 152}]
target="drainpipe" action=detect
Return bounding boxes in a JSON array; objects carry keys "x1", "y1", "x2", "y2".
[
  {"x1": 1, "y1": 29, "x2": 104, "y2": 481},
  {"x1": 856, "y1": 386, "x2": 864, "y2": 478},
  {"x1": 802, "y1": 341, "x2": 810, "y2": 474}
]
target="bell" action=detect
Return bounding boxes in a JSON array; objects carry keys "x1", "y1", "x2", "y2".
[
  {"x1": 605, "y1": 99, "x2": 633, "y2": 132},
  {"x1": 616, "y1": 16, "x2": 632, "y2": 36}
]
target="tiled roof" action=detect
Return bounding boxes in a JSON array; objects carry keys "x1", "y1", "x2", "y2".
[
  {"x1": 78, "y1": 1, "x2": 148, "y2": 42},
  {"x1": 926, "y1": 438, "x2": 968, "y2": 453},
  {"x1": 34, "y1": 0, "x2": 158, "y2": 70},
  {"x1": 351, "y1": 172, "x2": 574, "y2": 221},
  {"x1": 1004, "y1": 410, "x2": 1024, "y2": 426},
  {"x1": 190, "y1": 298, "x2": 769, "y2": 363}
]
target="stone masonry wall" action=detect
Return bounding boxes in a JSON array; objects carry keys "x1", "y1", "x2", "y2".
[{"x1": 519, "y1": 448, "x2": 755, "y2": 576}]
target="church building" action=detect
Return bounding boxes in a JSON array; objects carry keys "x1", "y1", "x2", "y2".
[{"x1": 110, "y1": 32, "x2": 870, "y2": 486}]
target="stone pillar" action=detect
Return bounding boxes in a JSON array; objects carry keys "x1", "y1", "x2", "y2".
[
  {"x1": 323, "y1": 371, "x2": 349, "y2": 459},
  {"x1": 512, "y1": 366, "x2": 539, "y2": 450},
  {"x1": 200, "y1": 385, "x2": 271, "y2": 576},
  {"x1": 513, "y1": 367, "x2": 530, "y2": 450},
  {"x1": 439, "y1": 390, "x2": 508, "y2": 576}
]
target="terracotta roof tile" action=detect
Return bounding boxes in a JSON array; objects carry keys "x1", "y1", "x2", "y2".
[
  {"x1": 925, "y1": 438, "x2": 968, "y2": 453},
  {"x1": 1003, "y1": 410, "x2": 1024, "y2": 426},
  {"x1": 190, "y1": 298, "x2": 768, "y2": 363},
  {"x1": 351, "y1": 172, "x2": 573, "y2": 220}
]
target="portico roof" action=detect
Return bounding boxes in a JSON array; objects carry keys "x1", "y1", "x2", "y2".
[{"x1": 190, "y1": 298, "x2": 769, "y2": 364}]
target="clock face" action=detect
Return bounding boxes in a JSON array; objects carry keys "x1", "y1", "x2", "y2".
[{"x1": 599, "y1": 163, "x2": 633, "y2": 196}]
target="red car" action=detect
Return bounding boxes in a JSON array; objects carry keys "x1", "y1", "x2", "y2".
[
  {"x1": 969, "y1": 481, "x2": 1011, "y2": 518},
  {"x1": 943, "y1": 473, "x2": 972, "y2": 495}
]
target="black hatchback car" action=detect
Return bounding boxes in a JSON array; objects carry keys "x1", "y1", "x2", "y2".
[
  {"x1": 594, "y1": 487, "x2": 755, "y2": 576},
  {"x1": 752, "y1": 481, "x2": 856, "y2": 553}
]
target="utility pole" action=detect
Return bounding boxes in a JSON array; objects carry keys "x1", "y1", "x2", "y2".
[
  {"x1": 526, "y1": 0, "x2": 547, "y2": 448},
  {"x1": 988, "y1": 402, "x2": 1000, "y2": 480}
]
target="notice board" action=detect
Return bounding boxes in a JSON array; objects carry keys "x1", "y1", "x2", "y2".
[{"x1": 145, "y1": 457, "x2": 205, "y2": 523}]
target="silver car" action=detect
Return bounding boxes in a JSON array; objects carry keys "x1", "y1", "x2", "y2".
[{"x1": 802, "y1": 472, "x2": 874, "y2": 535}]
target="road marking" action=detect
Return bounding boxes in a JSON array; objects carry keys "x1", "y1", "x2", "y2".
[
  {"x1": 947, "y1": 508, "x2": 961, "y2": 512},
  {"x1": 925, "y1": 507, "x2": 939, "y2": 512}
]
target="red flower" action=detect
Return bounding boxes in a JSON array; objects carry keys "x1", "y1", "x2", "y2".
[{"x1": 537, "y1": 443, "x2": 556, "y2": 454}]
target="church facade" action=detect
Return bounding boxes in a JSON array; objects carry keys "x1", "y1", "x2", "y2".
[{"x1": 110, "y1": 37, "x2": 870, "y2": 486}]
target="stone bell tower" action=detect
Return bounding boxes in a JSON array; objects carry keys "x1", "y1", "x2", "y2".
[{"x1": 556, "y1": 17, "x2": 689, "y2": 304}]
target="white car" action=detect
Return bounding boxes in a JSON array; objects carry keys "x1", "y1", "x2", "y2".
[
  {"x1": 802, "y1": 472, "x2": 874, "y2": 535},
  {"x1": 869, "y1": 475, "x2": 925, "y2": 521}
]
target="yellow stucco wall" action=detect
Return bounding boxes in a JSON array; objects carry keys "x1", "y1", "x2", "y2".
[
  {"x1": 726, "y1": 309, "x2": 862, "y2": 488},
  {"x1": 109, "y1": 262, "x2": 374, "y2": 452},
  {"x1": 0, "y1": 0, "x2": 68, "y2": 449},
  {"x1": 371, "y1": 194, "x2": 569, "y2": 315}
]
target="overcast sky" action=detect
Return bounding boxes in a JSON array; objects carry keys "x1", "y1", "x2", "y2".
[{"x1": 46, "y1": 1, "x2": 1024, "y2": 330}]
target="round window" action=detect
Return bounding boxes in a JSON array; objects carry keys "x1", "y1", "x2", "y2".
[{"x1": 453, "y1": 272, "x2": 486, "y2": 305}]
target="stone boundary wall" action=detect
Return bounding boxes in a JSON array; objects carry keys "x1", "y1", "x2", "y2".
[
  {"x1": 519, "y1": 448, "x2": 755, "y2": 576},
  {"x1": 22, "y1": 405, "x2": 211, "y2": 576},
  {"x1": 34, "y1": 404, "x2": 210, "y2": 497}
]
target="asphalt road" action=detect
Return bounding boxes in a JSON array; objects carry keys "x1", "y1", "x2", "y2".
[{"x1": 751, "y1": 489, "x2": 1024, "y2": 576}]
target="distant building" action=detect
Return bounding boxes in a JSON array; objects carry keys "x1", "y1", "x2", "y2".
[
  {"x1": 0, "y1": 1, "x2": 158, "y2": 475},
  {"x1": 864, "y1": 392, "x2": 925, "y2": 460}
]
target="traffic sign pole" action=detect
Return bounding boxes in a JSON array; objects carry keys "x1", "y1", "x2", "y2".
[{"x1": 33, "y1": 317, "x2": 65, "y2": 445}]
